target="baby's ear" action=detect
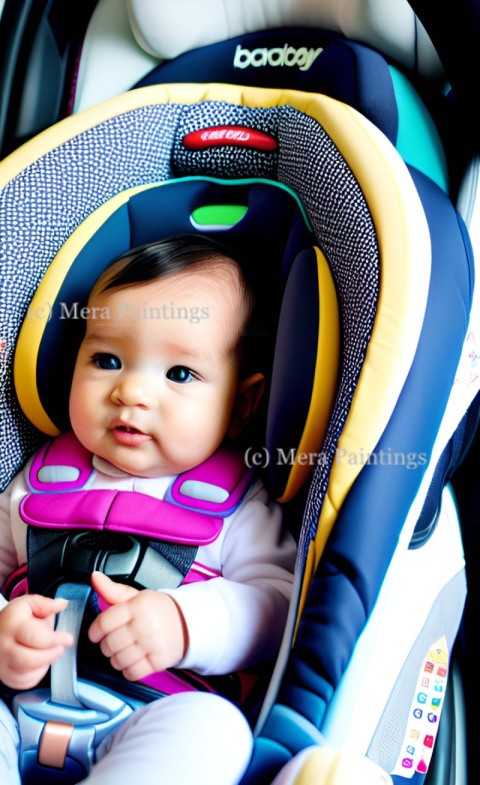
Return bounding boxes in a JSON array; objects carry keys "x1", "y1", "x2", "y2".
[{"x1": 228, "y1": 373, "x2": 265, "y2": 439}]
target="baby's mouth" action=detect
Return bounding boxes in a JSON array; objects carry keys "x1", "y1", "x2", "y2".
[{"x1": 111, "y1": 422, "x2": 151, "y2": 445}]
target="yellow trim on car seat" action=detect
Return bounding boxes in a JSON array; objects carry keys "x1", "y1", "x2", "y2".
[
  {"x1": 296, "y1": 542, "x2": 317, "y2": 639},
  {"x1": 14, "y1": 183, "x2": 155, "y2": 436},
  {"x1": 288, "y1": 746, "x2": 393, "y2": 784},
  {"x1": 306, "y1": 102, "x2": 430, "y2": 571},
  {"x1": 293, "y1": 747, "x2": 351, "y2": 784},
  {"x1": 6, "y1": 84, "x2": 430, "y2": 577},
  {"x1": 277, "y1": 247, "x2": 340, "y2": 504}
]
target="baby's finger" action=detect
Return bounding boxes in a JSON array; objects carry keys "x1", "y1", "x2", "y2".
[
  {"x1": 25, "y1": 595, "x2": 69, "y2": 621},
  {"x1": 121, "y1": 655, "x2": 154, "y2": 682},
  {"x1": 89, "y1": 602, "x2": 133, "y2": 643},
  {"x1": 98, "y1": 626, "x2": 134, "y2": 658},
  {"x1": 4, "y1": 663, "x2": 58, "y2": 692},
  {"x1": 109, "y1": 642, "x2": 146, "y2": 673},
  {"x1": 8, "y1": 643, "x2": 67, "y2": 676},
  {"x1": 16, "y1": 619, "x2": 74, "y2": 650},
  {"x1": 91, "y1": 572, "x2": 138, "y2": 605}
]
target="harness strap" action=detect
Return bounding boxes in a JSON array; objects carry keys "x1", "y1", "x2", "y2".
[
  {"x1": 19, "y1": 433, "x2": 254, "y2": 599},
  {"x1": 9, "y1": 434, "x2": 258, "y2": 729},
  {"x1": 26, "y1": 527, "x2": 197, "y2": 595},
  {"x1": 52, "y1": 583, "x2": 91, "y2": 708}
]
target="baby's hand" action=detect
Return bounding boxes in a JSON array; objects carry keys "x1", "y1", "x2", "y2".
[
  {"x1": 0, "y1": 595, "x2": 74, "y2": 690},
  {"x1": 88, "y1": 572, "x2": 188, "y2": 681}
]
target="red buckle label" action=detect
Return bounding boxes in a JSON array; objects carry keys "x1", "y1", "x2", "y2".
[{"x1": 183, "y1": 126, "x2": 277, "y2": 151}]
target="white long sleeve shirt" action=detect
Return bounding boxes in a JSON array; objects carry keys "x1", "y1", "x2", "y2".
[{"x1": 0, "y1": 451, "x2": 296, "y2": 676}]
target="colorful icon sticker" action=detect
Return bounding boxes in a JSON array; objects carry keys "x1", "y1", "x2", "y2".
[{"x1": 392, "y1": 636, "x2": 448, "y2": 778}]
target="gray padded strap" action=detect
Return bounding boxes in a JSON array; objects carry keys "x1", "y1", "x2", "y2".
[{"x1": 51, "y1": 582, "x2": 91, "y2": 708}]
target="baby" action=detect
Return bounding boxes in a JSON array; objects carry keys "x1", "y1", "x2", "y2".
[{"x1": 0, "y1": 235, "x2": 296, "y2": 785}]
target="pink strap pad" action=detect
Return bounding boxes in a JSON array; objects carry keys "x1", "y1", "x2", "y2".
[
  {"x1": 169, "y1": 448, "x2": 254, "y2": 515},
  {"x1": 23, "y1": 433, "x2": 254, "y2": 544},
  {"x1": 27, "y1": 434, "x2": 253, "y2": 517},
  {"x1": 20, "y1": 490, "x2": 223, "y2": 545},
  {"x1": 27, "y1": 433, "x2": 94, "y2": 492}
]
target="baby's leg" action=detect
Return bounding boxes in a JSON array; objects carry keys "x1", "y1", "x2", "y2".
[
  {"x1": 0, "y1": 700, "x2": 21, "y2": 785},
  {"x1": 82, "y1": 692, "x2": 253, "y2": 785}
]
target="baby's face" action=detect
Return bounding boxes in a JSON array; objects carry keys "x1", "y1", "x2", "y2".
[{"x1": 69, "y1": 267, "x2": 244, "y2": 477}]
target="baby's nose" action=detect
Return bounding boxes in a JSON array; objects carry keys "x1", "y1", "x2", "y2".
[{"x1": 110, "y1": 376, "x2": 155, "y2": 408}]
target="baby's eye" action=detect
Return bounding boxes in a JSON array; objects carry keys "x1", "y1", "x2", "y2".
[
  {"x1": 93, "y1": 353, "x2": 122, "y2": 371},
  {"x1": 166, "y1": 365, "x2": 195, "y2": 384}
]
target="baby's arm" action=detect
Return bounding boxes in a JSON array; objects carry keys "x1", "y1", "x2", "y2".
[
  {"x1": 0, "y1": 595, "x2": 74, "y2": 690},
  {"x1": 164, "y1": 480, "x2": 296, "y2": 675}
]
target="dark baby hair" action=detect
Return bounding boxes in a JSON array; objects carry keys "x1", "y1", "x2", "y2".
[
  {"x1": 90, "y1": 234, "x2": 260, "y2": 375},
  {"x1": 94, "y1": 234, "x2": 253, "y2": 313}
]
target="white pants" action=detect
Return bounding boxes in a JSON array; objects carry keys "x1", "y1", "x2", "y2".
[{"x1": 0, "y1": 692, "x2": 253, "y2": 785}]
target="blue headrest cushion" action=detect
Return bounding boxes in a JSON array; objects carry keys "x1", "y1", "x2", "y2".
[
  {"x1": 267, "y1": 247, "x2": 321, "y2": 497},
  {"x1": 135, "y1": 28, "x2": 398, "y2": 144}
]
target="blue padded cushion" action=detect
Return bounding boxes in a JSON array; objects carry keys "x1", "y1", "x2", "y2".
[
  {"x1": 266, "y1": 247, "x2": 320, "y2": 498},
  {"x1": 275, "y1": 168, "x2": 474, "y2": 730},
  {"x1": 134, "y1": 28, "x2": 398, "y2": 145}
]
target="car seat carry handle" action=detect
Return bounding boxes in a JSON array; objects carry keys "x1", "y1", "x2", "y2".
[{"x1": 52, "y1": 582, "x2": 90, "y2": 709}]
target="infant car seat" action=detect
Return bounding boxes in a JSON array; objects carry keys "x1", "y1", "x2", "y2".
[
  {"x1": 0, "y1": 70, "x2": 477, "y2": 785},
  {"x1": 1, "y1": 2, "x2": 479, "y2": 785}
]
